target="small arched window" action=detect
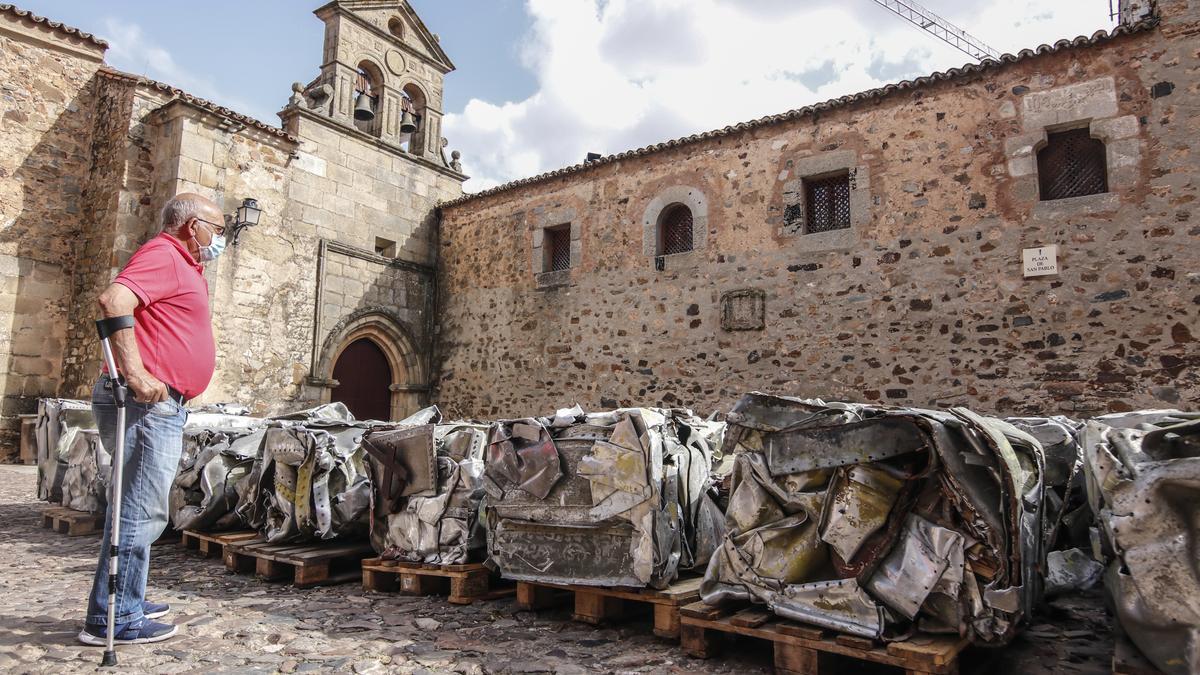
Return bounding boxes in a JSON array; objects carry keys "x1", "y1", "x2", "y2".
[
  {"x1": 388, "y1": 17, "x2": 404, "y2": 39},
  {"x1": 1037, "y1": 128, "x2": 1108, "y2": 201},
  {"x1": 658, "y1": 204, "x2": 694, "y2": 256}
]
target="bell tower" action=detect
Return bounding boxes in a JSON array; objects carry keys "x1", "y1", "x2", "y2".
[{"x1": 300, "y1": 0, "x2": 455, "y2": 160}]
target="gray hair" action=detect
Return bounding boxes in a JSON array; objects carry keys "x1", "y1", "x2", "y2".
[{"x1": 160, "y1": 194, "x2": 214, "y2": 232}]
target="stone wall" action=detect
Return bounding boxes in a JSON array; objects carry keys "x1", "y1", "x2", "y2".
[
  {"x1": 0, "y1": 1, "x2": 464, "y2": 460},
  {"x1": 60, "y1": 72, "x2": 173, "y2": 399},
  {"x1": 55, "y1": 85, "x2": 462, "y2": 417},
  {"x1": 284, "y1": 110, "x2": 461, "y2": 417},
  {"x1": 435, "y1": 5, "x2": 1200, "y2": 420},
  {"x1": 0, "y1": 14, "x2": 105, "y2": 456}
]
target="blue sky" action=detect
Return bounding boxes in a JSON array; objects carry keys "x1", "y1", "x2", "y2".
[
  {"x1": 18, "y1": 1, "x2": 538, "y2": 120},
  {"x1": 18, "y1": 1, "x2": 1114, "y2": 192}
]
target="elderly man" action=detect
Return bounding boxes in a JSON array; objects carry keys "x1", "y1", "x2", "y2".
[{"x1": 78, "y1": 193, "x2": 225, "y2": 646}]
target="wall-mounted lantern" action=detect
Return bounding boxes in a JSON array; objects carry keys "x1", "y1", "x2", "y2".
[{"x1": 228, "y1": 198, "x2": 262, "y2": 245}]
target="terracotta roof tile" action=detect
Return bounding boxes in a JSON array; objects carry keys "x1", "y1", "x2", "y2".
[
  {"x1": 441, "y1": 16, "x2": 1159, "y2": 209},
  {"x1": 99, "y1": 67, "x2": 298, "y2": 144},
  {"x1": 0, "y1": 3, "x2": 107, "y2": 48}
]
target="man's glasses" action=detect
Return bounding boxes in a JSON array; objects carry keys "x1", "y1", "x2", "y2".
[{"x1": 193, "y1": 217, "x2": 226, "y2": 235}]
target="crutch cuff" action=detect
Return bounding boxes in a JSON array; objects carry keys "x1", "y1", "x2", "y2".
[{"x1": 95, "y1": 316, "x2": 135, "y2": 340}]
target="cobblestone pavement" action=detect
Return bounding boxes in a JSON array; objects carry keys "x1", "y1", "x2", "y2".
[{"x1": 0, "y1": 464, "x2": 1114, "y2": 674}]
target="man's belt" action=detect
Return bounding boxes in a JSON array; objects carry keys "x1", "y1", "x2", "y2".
[{"x1": 103, "y1": 373, "x2": 188, "y2": 407}]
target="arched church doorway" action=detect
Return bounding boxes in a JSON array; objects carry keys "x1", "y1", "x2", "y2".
[{"x1": 331, "y1": 337, "x2": 393, "y2": 422}]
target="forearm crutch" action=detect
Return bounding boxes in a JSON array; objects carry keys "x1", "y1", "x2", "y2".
[{"x1": 95, "y1": 315, "x2": 135, "y2": 668}]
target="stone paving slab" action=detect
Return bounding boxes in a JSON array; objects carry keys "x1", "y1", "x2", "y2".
[{"x1": 0, "y1": 465, "x2": 1113, "y2": 674}]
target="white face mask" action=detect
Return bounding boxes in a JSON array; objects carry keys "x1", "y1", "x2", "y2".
[{"x1": 198, "y1": 234, "x2": 226, "y2": 262}]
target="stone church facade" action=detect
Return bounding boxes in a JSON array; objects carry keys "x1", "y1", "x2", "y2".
[
  {"x1": 1, "y1": 0, "x2": 1198, "y2": 458},
  {"x1": 434, "y1": 0, "x2": 1200, "y2": 420},
  {"x1": 0, "y1": 1, "x2": 465, "y2": 454}
]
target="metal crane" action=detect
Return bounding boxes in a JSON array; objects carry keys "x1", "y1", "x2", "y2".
[{"x1": 870, "y1": 0, "x2": 1000, "y2": 61}]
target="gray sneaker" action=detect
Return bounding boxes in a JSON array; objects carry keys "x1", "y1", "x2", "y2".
[{"x1": 78, "y1": 618, "x2": 179, "y2": 646}]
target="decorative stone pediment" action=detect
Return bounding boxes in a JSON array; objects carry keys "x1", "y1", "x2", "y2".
[{"x1": 315, "y1": 0, "x2": 455, "y2": 73}]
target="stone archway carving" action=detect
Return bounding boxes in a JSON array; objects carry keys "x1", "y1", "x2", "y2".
[{"x1": 312, "y1": 308, "x2": 427, "y2": 421}]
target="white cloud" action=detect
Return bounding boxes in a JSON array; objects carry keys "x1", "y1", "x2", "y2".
[
  {"x1": 444, "y1": 0, "x2": 1112, "y2": 192},
  {"x1": 100, "y1": 18, "x2": 277, "y2": 125}
]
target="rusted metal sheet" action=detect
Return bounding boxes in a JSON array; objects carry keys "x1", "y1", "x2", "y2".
[
  {"x1": 485, "y1": 407, "x2": 725, "y2": 589},
  {"x1": 35, "y1": 398, "x2": 97, "y2": 505},
  {"x1": 169, "y1": 425, "x2": 264, "y2": 532},
  {"x1": 765, "y1": 416, "x2": 929, "y2": 475},
  {"x1": 235, "y1": 404, "x2": 378, "y2": 543},
  {"x1": 363, "y1": 408, "x2": 491, "y2": 565},
  {"x1": 490, "y1": 521, "x2": 640, "y2": 586},
  {"x1": 361, "y1": 425, "x2": 438, "y2": 500},
  {"x1": 702, "y1": 393, "x2": 1046, "y2": 645},
  {"x1": 1082, "y1": 411, "x2": 1200, "y2": 675}
]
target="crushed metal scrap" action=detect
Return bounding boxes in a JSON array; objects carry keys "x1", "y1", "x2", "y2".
[
  {"x1": 1082, "y1": 410, "x2": 1200, "y2": 675},
  {"x1": 168, "y1": 413, "x2": 266, "y2": 532},
  {"x1": 36, "y1": 398, "x2": 104, "y2": 511},
  {"x1": 484, "y1": 406, "x2": 726, "y2": 589},
  {"x1": 361, "y1": 406, "x2": 491, "y2": 565},
  {"x1": 701, "y1": 393, "x2": 1047, "y2": 645},
  {"x1": 234, "y1": 402, "x2": 378, "y2": 543}
]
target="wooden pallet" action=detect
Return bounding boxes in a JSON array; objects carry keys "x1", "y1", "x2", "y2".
[
  {"x1": 362, "y1": 558, "x2": 515, "y2": 605},
  {"x1": 514, "y1": 576, "x2": 703, "y2": 640},
  {"x1": 223, "y1": 537, "x2": 375, "y2": 588},
  {"x1": 41, "y1": 505, "x2": 103, "y2": 536},
  {"x1": 680, "y1": 601, "x2": 967, "y2": 675},
  {"x1": 179, "y1": 529, "x2": 259, "y2": 558}
]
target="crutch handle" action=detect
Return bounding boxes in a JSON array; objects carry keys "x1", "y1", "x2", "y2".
[{"x1": 95, "y1": 316, "x2": 135, "y2": 340}]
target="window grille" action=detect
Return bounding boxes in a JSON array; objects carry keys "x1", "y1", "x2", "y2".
[
  {"x1": 804, "y1": 173, "x2": 851, "y2": 233},
  {"x1": 546, "y1": 226, "x2": 571, "y2": 272},
  {"x1": 659, "y1": 204, "x2": 693, "y2": 255},
  {"x1": 1038, "y1": 128, "x2": 1108, "y2": 201}
]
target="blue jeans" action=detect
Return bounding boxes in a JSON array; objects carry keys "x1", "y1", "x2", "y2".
[{"x1": 86, "y1": 376, "x2": 187, "y2": 627}]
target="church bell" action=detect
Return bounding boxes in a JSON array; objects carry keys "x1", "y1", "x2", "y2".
[
  {"x1": 400, "y1": 110, "x2": 417, "y2": 134},
  {"x1": 353, "y1": 92, "x2": 376, "y2": 122}
]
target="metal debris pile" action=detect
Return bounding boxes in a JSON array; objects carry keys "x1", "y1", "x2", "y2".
[
  {"x1": 1081, "y1": 410, "x2": 1200, "y2": 675},
  {"x1": 235, "y1": 403, "x2": 378, "y2": 543},
  {"x1": 31, "y1": 393, "x2": 1200, "y2": 661},
  {"x1": 700, "y1": 394, "x2": 1046, "y2": 645},
  {"x1": 35, "y1": 398, "x2": 107, "y2": 513},
  {"x1": 483, "y1": 406, "x2": 726, "y2": 589},
  {"x1": 361, "y1": 406, "x2": 491, "y2": 565},
  {"x1": 169, "y1": 402, "x2": 382, "y2": 542},
  {"x1": 168, "y1": 410, "x2": 265, "y2": 532}
]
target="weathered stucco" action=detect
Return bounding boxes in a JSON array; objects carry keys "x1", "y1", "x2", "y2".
[{"x1": 435, "y1": 2, "x2": 1200, "y2": 420}]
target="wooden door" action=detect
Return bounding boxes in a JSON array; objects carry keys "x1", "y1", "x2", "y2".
[{"x1": 331, "y1": 338, "x2": 392, "y2": 422}]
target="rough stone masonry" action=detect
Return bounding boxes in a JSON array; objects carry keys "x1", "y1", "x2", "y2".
[
  {"x1": 0, "y1": 1, "x2": 466, "y2": 459},
  {"x1": 434, "y1": 0, "x2": 1200, "y2": 421}
]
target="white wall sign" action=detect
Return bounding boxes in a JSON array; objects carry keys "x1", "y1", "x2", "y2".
[{"x1": 1023, "y1": 245, "x2": 1059, "y2": 277}]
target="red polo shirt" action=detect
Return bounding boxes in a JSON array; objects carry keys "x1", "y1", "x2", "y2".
[{"x1": 113, "y1": 233, "x2": 216, "y2": 400}]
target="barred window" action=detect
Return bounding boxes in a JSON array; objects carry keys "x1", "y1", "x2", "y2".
[
  {"x1": 658, "y1": 204, "x2": 693, "y2": 256},
  {"x1": 545, "y1": 225, "x2": 571, "y2": 272},
  {"x1": 804, "y1": 173, "x2": 851, "y2": 233},
  {"x1": 1038, "y1": 128, "x2": 1108, "y2": 201}
]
